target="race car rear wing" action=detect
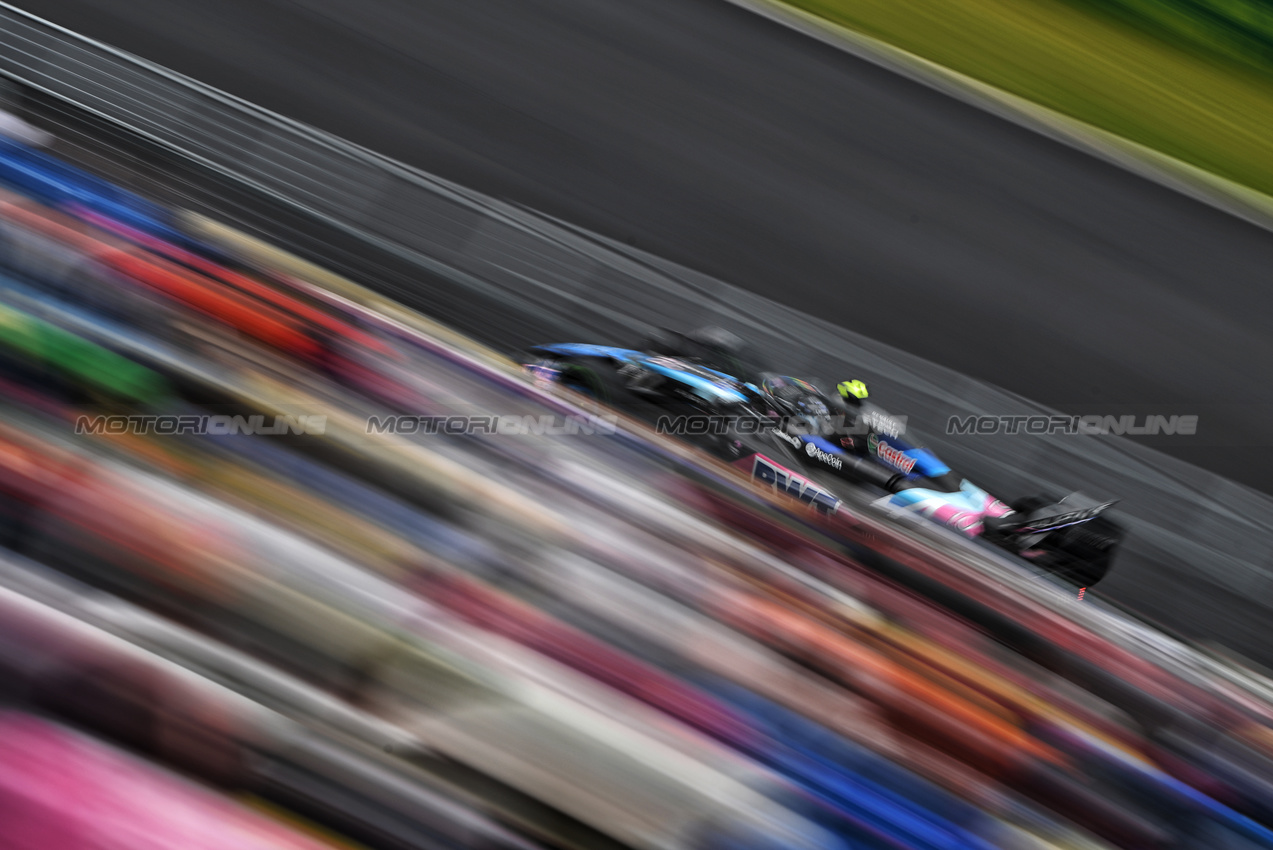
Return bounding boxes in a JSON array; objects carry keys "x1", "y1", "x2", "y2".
[{"x1": 1008, "y1": 495, "x2": 1118, "y2": 536}]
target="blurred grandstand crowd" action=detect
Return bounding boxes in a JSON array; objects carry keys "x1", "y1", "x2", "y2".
[{"x1": 4, "y1": 113, "x2": 1273, "y2": 850}]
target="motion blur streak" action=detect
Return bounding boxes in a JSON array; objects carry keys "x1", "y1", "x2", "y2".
[{"x1": 0, "y1": 103, "x2": 1270, "y2": 850}]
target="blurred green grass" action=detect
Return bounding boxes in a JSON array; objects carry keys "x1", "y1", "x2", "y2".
[{"x1": 784, "y1": 0, "x2": 1273, "y2": 196}]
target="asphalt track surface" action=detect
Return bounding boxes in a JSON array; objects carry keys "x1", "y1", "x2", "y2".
[{"x1": 15, "y1": 0, "x2": 1273, "y2": 660}]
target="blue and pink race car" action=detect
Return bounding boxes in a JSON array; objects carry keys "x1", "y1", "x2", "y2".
[{"x1": 523, "y1": 328, "x2": 1122, "y2": 588}]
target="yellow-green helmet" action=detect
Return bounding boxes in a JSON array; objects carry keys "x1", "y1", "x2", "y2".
[{"x1": 838, "y1": 379, "x2": 869, "y2": 400}]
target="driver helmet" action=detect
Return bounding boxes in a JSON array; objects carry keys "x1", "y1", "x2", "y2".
[{"x1": 838, "y1": 379, "x2": 869, "y2": 401}]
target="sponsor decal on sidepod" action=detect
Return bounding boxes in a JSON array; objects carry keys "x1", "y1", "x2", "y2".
[
  {"x1": 805, "y1": 441, "x2": 843, "y2": 470},
  {"x1": 739, "y1": 454, "x2": 841, "y2": 514},
  {"x1": 771, "y1": 429, "x2": 846, "y2": 470},
  {"x1": 868, "y1": 433, "x2": 917, "y2": 475}
]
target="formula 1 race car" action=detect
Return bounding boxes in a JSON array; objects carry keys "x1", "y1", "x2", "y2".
[{"x1": 522, "y1": 329, "x2": 1123, "y2": 588}]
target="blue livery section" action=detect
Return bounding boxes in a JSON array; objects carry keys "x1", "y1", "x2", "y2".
[
  {"x1": 870, "y1": 433, "x2": 951, "y2": 479},
  {"x1": 636, "y1": 354, "x2": 750, "y2": 403},
  {"x1": 532, "y1": 343, "x2": 646, "y2": 360},
  {"x1": 887, "y1": 480, "x2": 989, "y2": 514},
  {"x1": 532, "y1": 343, "x2": 751, "y2": 404},
  {"x1": 903, "y1": 447, "x2": 950, "y2": 479}
]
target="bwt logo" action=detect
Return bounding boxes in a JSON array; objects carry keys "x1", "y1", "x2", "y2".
[
  {"x1": 76, "y1": 414, "x2": 328, "y2": 436},
  {"x1": 947, "y1": 414, "x2": 1198, "y2": 436},
  {"x1": 751, "y1": 456, "x2": 841, "y2": 514}
]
